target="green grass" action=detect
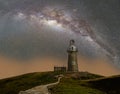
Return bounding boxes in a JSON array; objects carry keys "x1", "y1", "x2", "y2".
[
  {"x1": 1, "y1": 71, "x2": 119, "y2": 94},
  {"x1": 65, "y1": 72, "x2": 103, "y2": 80},
  {"x1": 81, "y1": 75, "x2": 120, "y2": 94},
  {"x1": 0, "y1": 71, "x2": 64, "y2": 94},
  {"x1": 50, "y1": 78, "x2": 106, "y2": 94}
]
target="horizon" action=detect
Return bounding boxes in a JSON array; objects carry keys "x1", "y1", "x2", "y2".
[{"x1": 0, "y1": 55, "x2": 120, "y2": 79}]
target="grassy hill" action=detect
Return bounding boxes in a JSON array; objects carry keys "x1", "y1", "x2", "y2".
[
  {"x1": 49, "y1": 72, "x2": 106, "y2": 94},
  {"x1": 0, "y1": 71, "x2": 63, "y2": 94},
  {"x1": 50, "y1": 78, "x2": 106, "y2": 94},
  {"x1": 80, "y1": 75, "x2": 120, "y2": 94},
  {"x1": 0, "y1": 71, "x2": 119, "y2": 94}
]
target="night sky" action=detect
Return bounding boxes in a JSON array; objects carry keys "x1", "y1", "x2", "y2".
[{"x1": 0, "y1": 0, "x2": 120, "y2": 78}]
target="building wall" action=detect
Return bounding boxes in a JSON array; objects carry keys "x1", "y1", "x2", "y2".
[
  {"x1": 54, "y1": 67, "x2": 66, "y2": 72},
  {"x1": 67, "y1": 51, "x2": 78, "y2": 72}
]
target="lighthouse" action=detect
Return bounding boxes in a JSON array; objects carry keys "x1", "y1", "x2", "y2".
[{"x1": 67, "y1": 40, "x2": 78, "y2": 72}]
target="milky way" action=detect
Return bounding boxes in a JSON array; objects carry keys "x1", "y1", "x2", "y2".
[
  {"x1": 13, "y1": 7, "x2": 117, "y2": 62},
  {"x1": 0, "y1": 0, "x2": 120, "y2": 67}
]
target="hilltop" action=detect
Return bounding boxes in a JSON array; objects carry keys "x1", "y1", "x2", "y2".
[
  {"x1": 50, "y1": 72, "x2": 120, "y2": 94},
  {"x1": 0, "y1": 71, "x2": 119, "y2": 94},
  {"x1": 0, "y1": 72, "x2": 62, "y2": 94},
  {"x1": 80, "y1": 75, "x2": 120, "y2": 94},
  {"x1": 49, "y1": 72, "x2": 106, "y2": 94}
]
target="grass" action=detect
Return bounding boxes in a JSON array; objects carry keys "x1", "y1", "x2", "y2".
[
  {"x1": 1, "y1": 71, "x2": 119, "y2": 94},
  {"x1": 0, "y1": 71, "x2": 64, "y2": 94},
  {"x1": 81, "y1": 75, "x2": 120, "y2": 94},
  {"x1": 50, "y1": 78, "x2": 106, "y2": 94}
]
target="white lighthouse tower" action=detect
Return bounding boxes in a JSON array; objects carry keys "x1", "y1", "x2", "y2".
[{"x1": 67, "y1": 40, "x2": 79, "y2": 72}]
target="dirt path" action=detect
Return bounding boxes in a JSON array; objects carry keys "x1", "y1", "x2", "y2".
[{"x1": 19, "y1": 76, "x2": 62, "y2": 94}]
